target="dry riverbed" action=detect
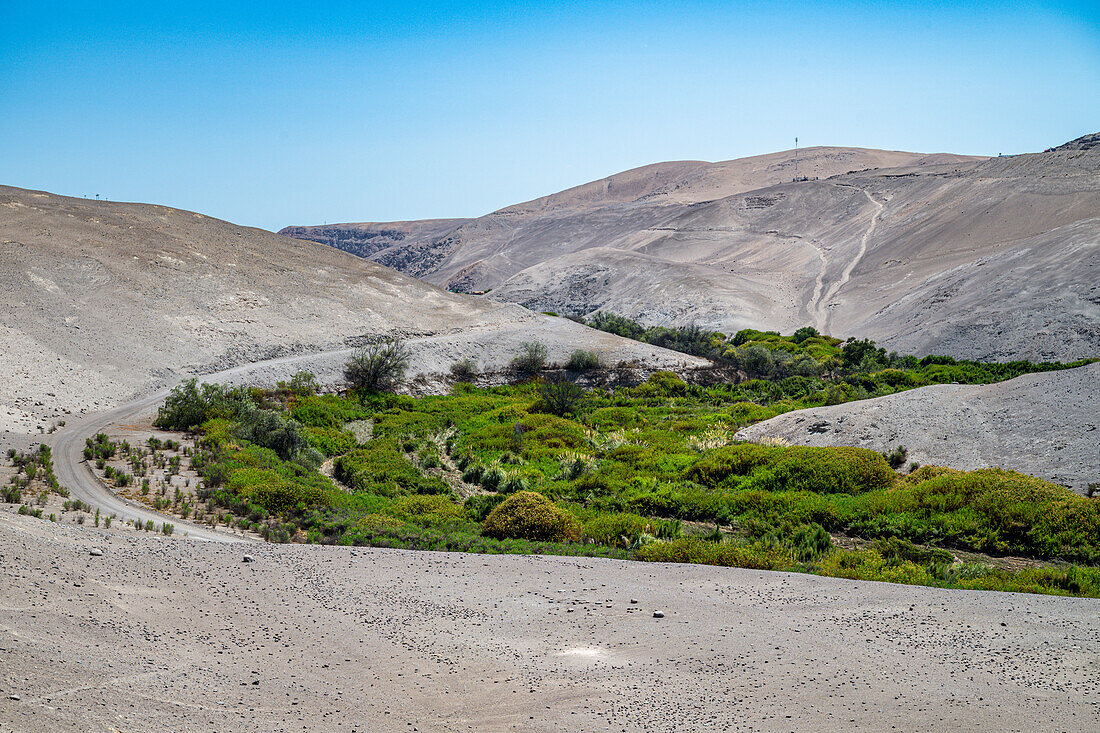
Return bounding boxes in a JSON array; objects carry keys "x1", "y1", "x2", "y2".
[{"x1": 1, "y1": 511, "x2": 1097, "y2": 732}]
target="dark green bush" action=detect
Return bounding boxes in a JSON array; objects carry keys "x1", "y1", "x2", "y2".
[
  {"x1": 154, "y1": 379, "x2": 250, "y2": 431},
  {"x1": 344, "y1": 339, "x2": 410, "y2": 393}
]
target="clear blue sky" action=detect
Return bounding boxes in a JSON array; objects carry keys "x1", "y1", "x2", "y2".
[{"x1": 2, "y1": 1, "x2": 1098, "y2": 231}]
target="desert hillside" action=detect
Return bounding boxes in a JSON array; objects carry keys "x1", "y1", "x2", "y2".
[
  {"x1": 0, "y1": 185, "x2": 700, "y2": 433},
  {"x1": 284, "y1": 138, "x2": 1100, "y2": 361},
  {"x1": 737, "y1": 362, "x2": 1100, "y2": 494}
]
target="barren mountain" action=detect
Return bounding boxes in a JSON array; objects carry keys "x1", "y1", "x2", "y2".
[
  {"x1": 0, "y1": 186, "x2": 701, "y2": 434},
  {"x1": 737, "y1": 362, "x2": 1100, "y2": 494},
  {"x1": 283, "y1": 138, "x2": 1100, "y2": 361}
]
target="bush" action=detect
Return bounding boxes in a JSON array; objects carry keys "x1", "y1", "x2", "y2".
[
  {"x1": 344, "y1": 339, "x2": 411, "y2": 393},
  {"x1": 538, "y1": 376, "x2": 584, "y2": 417},
  {"x1": 464, "y1": 494, "x2": 506, "y2": 521},
  {"x1": 883, "y1": 445, "x2": 908, "y2": 470},
  {"x1": 285, "y1": 371, "x2": 321, "y2": 395},
  {"x1": 305, "y1": 426, "x2": 358, "y2": 456},
  {"x1": 509, "y1": 341, "x2": 548, "y2": 376},
  {"x1": 785, "y1": 523, "x2": 833, "y2": 562},
  {"x1": 689, "y1": 444, "x2": 895, "y2": 495},
  {"x1": 792, "y1": 326, "x2": 819, "y2": 344},
  {"x1": 336, "y1": 440, "x2": 449, "y2": 497},
  {"x1": 483, "y1": 491, "x2": 581, "y2": 542},
  {"x1": 879, "y1": 468, "x2": 1100, "y2": 561},
  {"x1": 387, "y1": 495, "x2": 464, "y2": 527},
  {"x1": 234, "y1": 407, "x2": 311, "y2": 461},
  {"x1": 565, "y1": 349, "x2": 602, "y2": 371},
  {"x1": 449, "y1": 358, "x2": 480, "y2": 382},
  {"x1": 154, "y1": 379, "x2": 249, "y2": 431},
  {"x1": 636, "y1": 537, "x2": 788, "y2": 570},
  {"x1": 582, "y1": 512, "x2": 678, "y2": 547}
]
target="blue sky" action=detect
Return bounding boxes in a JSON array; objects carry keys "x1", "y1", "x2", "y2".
[{"x1": 2, "y1": 1, "x2": 1098, "y2": 230}]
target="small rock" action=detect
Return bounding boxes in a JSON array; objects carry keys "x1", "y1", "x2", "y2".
[
  {"x1": 242, "y1": 555, "x2": 255, "y2": 563},
  {"x1": 89, "y1": 548, "x2": 103, "y2": 557},
  {"x1": 653, "y1": 610, "x2": 664, "y2": 618},
  {"x1": 630, "y1": 599, "x2": 638, "y2": 604},
  {"x1": 8, "y1": 694, "x2": 20, "y2": 701},
  {"x1": 251, "y1": 680, "x2": 260, "y2": 685}
]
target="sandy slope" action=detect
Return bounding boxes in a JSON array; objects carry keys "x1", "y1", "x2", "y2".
[
  {"x1": 284, "y1": 140, "x2": 1100, "y2": 361},
  {"x1": 736, "y1": 362, "x2": 1100, "y2": 494},
  {"x1": 1, "y1": 512, "x2": 1096, "y2": 732},
  {"x1": 0, "y1": 185, "x2": 703, "y2": 434}
]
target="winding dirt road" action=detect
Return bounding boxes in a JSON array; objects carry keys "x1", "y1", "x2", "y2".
[{"x1": 48, "y1": 349, "x2": 359, "y2": 543}]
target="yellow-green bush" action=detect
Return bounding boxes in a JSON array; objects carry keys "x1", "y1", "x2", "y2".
[
  {"x1": 386, "y1": 494, "x2": 464, "y2": 527},
  {"x1": 358, "y1": 513, "x2": 405, "y2": 533},
  {"x1": 883, "y1": 468, "x2": 1100, "y2": 560},
  {"x1": 583, "y1": 512, "x2": 655, "y2": 546},
  {"x1": 305, "y1": 426, "x2": 358, "y2": 456},
  {"x1": 688, "y1": 444, "x2": 895, "y2": 495},
  {"x1": 819, "y1": 549, "x2": 935, "y2": 586},
  {"x1": 483, "y1": 491, "x2": 581, "y2": 541},
  {"x1": 635, "y1": 537, "x2": 788, "y2": 570}
]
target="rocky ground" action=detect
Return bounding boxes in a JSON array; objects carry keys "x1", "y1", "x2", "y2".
[{"x1": 0, "y1": 512, "x2": 1097, "y2": 732}]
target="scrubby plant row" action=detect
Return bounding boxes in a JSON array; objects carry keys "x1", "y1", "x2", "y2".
[{"x1": 583, "y1": 313, "x2": 1094, "y2": 383}]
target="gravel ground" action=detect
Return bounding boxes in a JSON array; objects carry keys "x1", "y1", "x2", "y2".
[{"x1": 1, "y1": 512, "x2": 1096, "y2": 732}]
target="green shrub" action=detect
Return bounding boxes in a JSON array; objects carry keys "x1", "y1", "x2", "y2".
[
  {"x1": 636, "y1": 537, "x2": 788, "y2": 570},
  {"x1": 305, "y1": 426, "x2": 358, "y2": 456},
  {"x1": 335, "y1": 440, "x2": 449, "y2": 497},
  {"x1": 509, "y1": 342, "x2": 548, "y2": 375},
  {"x1": 387, "y1": 495, "x2": 464, "y2": 527},
  {"x1": 154, "y1": 379, "x2": 250, "y2": 431},
  {"x1": 582, "y1": 512, "x2": 676, "y2": 547},
  {"x1": 464, "y1": 494, "x2": 506, "y2": 522},
  {"x1": 883, "y1": 445, "x2": 908, "y2": 470},
  {"x1": 785, "y1": 523, "x2": 833, "y2": 562},
  {"x1": 689, "y1": 445, "x2": 894, "y2": 495},
  {"x1": 565, "y1": 350, "x2": 602, "y2": 371},
  {"x1": 480, "y1": 464, "x2": 505, "y2": 491},
  {"x1": 498, "y1": 472, "x2": 530, "y2": 494},
  {"x1": 344, "y1": 339, "x2": 410, "y2": 393},
  {"x1": 874, "y1": 536, "x2": 954, "y2": 567},
  {"x1": 878, "y1": 468, "x2": 1100, "y2": 560},
  {"x1": 483, "y1": 491, "x2": 581, "y2": 541},
  {"x1": 538, "y1": 377, "x2": 584, "y2": 417}
]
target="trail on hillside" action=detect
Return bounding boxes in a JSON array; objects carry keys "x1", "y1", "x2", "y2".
[{"x1": 815, "y1": 184, "x2": 886, "y2": 333}]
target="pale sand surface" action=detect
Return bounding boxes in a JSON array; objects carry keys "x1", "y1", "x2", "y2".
[{"x1": 1, "y1": 511, "x2": 1096, "y2": 732}]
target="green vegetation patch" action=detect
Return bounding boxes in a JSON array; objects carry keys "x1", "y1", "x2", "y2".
[{"x1": 148, "y1": 332, "x2": 1098, "y2": 599}]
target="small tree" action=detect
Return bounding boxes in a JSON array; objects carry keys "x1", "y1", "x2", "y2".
[
  {"x1": 344, "y1": 338, "x2": 410, "y2": 393},
  {"x1": 509, "y1": 341, "x2": 548, "y2": 376},
  {"x1": 538, "y1": 375, "x2": 584, "y2": 417}
]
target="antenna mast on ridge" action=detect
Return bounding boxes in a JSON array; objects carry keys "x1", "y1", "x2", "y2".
[{"x1": 794, "y1": 136, "x2": 799, "y2": 181}]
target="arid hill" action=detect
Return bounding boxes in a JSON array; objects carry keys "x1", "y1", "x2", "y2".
[
  {"x1": 0, "y1": 185, "x2": 700, "y2": 433},
  {"x1": 737, "y1": 362, "x2": 1100, "y2": 494},
  {"x1": 283, "y1": 138, "x2": 1100, "y2": 361}
]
